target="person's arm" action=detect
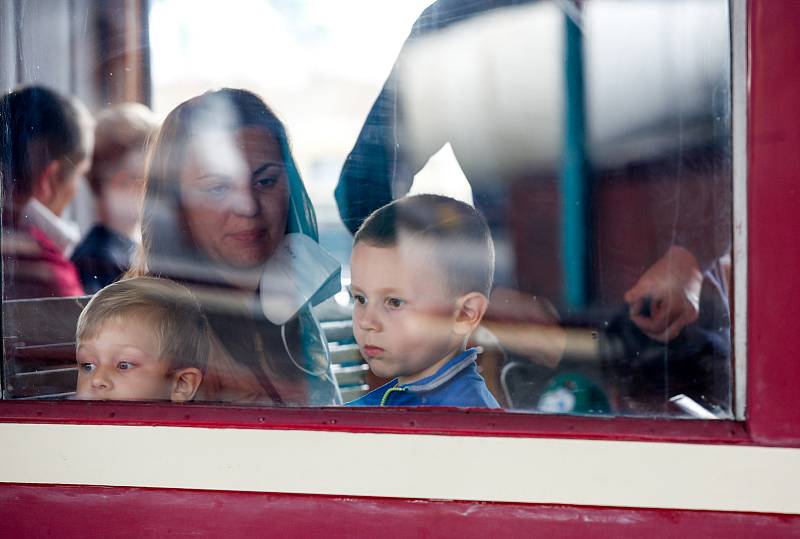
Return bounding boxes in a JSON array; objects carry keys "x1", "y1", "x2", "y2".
[
  {"x1": 334, "y1": 74, "x2": 408, "y2": 234},
  {"x1": 335, "y1": 0, "x2": 515, "y2": 234},
  {"x1": 624, "y1": 147, "x2": 732, "y2": 342},
  {"x1": 478, "y1": 288, "x2": 567, "y2": 369}
]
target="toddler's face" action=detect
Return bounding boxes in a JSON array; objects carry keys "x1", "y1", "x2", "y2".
[
  {"x1": 75, "y1": 317, "x2": 174, "y2": 401},
  {"x1": 350, "y1": 241, "x2": 462, "y2": 385}
]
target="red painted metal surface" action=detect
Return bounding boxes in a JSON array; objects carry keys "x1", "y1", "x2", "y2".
[
  {"x1": 0, "y1": 3, "x2": 798, "y2": 535},
  {"x1": 0, "y1": 484, "x2": 798, "y2": 538},
  {"x1": 0, "y1": 399, "x2": 751, "y2": 444},
  {"x1": 746, "y1": 0, "x2": 800, "y2": 446}
]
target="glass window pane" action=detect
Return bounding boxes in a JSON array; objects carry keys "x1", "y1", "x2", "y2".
[{"x1": 2, "y1": 0, "x2": 734, "y2": 419}]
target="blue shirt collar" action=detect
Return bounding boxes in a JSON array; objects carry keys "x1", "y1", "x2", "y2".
[{"x1": 397, "y1": 347, "x2": 480, "y2": 393}]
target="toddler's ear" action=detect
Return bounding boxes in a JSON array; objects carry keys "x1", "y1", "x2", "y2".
[
  {"x1": 170, "y1": 368, "x2": 203, "y2": 402},
  {"x1": 454, "y1": 292, "x2": 489, "y2": 336}
]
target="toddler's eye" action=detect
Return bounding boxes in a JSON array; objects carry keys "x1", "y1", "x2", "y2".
[
  {"x1": 117, "y1": 362, "x2": 134, "y2": 371},
  {"x1": 352, "y1": 293, "x2": 367, "y2": 305},
  {"x1": 79, "y1": 362, "x2": 96, "y2": 373},
  {"x1": 385, "y1": 297, "x2": 405, "y2": 309}
]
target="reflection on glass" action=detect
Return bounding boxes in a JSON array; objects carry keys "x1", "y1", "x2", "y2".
[
  {"x1": 336, "y1": 0, "x2": 733, "y2": 417},
  {"x1": 131, "y1": 88, "x2": 341, "y2": 406},
  {"x1": 2, "y1": 0, "x2": 734, "y2": 419}
]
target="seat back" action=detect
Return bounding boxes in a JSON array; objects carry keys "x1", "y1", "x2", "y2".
[
  {"x1": 2, "y1": 296, "x2": 90, "y2": 399},
  {"x1": 314, "y1": 299, "x2": 369, "y2": 402}
]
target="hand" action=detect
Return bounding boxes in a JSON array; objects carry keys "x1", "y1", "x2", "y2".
[
  {"x1": 624, "y1": 246, "x2": 703, "y2": 342},
  {"x1": 481, "y1": 288, "x2": 566, "y2": 369}
]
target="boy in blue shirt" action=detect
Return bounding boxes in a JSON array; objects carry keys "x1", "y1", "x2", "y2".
[{"x1": 347, "y1": 194, "x2": 499, "y2": 408}]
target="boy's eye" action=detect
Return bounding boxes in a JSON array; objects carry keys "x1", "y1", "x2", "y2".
[
  {"x1": 78, "y1": 363, "x2": 96, "y2": 373},
  {"x1": 117, "y1": 362, "x2": 134, "y2": 371},
  {"x1": 352, "y1": 293, "x2": 367, "y2": 305},
  {"x1": 385, "y1": 297, "x2": 405, "y2": 309}
]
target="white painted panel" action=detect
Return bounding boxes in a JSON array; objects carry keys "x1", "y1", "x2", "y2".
[{"x1": 1, "y1": 423, "x2": 798, "y2": 515}]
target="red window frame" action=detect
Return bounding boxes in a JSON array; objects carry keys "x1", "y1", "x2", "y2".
[{"x1": 1, "y1": 0, "x2": 798, "y2": 449}]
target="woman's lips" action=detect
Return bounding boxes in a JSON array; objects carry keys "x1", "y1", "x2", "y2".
[
  {"x1": 228, "y1": 229, "x2": 266, "y2": 243},
  {"x1": 362, "y1": 345, "x2": 385, "y2": 358}
]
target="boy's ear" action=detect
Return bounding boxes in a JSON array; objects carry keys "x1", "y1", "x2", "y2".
[
  {"x1": 170, "y1": 368, "x2": 203, "y2": 402},
  {"x1": 32, "y1": 160, "x2": 61, "y2": 204},
  {"x1": 453, "y1": 292, "x2": 489, "y2": 337}
]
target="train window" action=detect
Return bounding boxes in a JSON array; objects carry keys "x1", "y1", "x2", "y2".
[{"x1": 2, "y1": 0, "x2": 737, "y2": 420}]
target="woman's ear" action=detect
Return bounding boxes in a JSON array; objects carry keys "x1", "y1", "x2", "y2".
[
  {"x1": 453, "y1": 292, "x2": 489, "y2": 337},
  {"x1": 170, "y1": 368, "x2": 203, "y2": 402}
]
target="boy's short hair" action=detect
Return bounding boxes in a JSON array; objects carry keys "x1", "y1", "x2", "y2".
[
  {"x1": 88, "y1": 103, "x2": 158, "y2": 196},
  {"x1": 76, "y1": 277, "x2": 210, "y2": 373},
  {"x1": 0, "y1": 85, "x2": 94, "y2": 212},
  {"x1": 354, "y1": 194, "x2": 495, "y2": 296}
]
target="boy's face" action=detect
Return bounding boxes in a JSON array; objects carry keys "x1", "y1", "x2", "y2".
[
  {"x1": 101, "y1": 151, "x2": 147, "y2": 235},
  {"x1": 350, "y1": 240, "x2": 463, "y2": 384},
  {"x1": 75, "y1": 317, "x2": 175, "y2": 401}
]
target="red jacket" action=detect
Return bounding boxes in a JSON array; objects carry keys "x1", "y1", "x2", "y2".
[{"x1": 2, "y1": 225, "x2": 85, "y2": 300}]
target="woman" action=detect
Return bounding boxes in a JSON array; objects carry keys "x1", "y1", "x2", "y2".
[{"x1": 131, "y1": 88, "x2": 341, "y2": 405}]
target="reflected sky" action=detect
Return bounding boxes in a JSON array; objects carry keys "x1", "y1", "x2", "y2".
[
  {"x1": 149, "y1": 0, "x2": 443, "y2": 225},
  {"x1": 150, "y1": 0, "x2": 432, "y2": 100}
]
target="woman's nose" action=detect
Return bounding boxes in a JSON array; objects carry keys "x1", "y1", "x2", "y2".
[{"x1": 230, "y1": 186, "x2": 260, "y2": 217}]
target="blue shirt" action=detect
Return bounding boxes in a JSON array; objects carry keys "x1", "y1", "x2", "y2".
[
  {"x1": 347, "y1": 348, "x2": 500, "y2": 408},
  {"x1": 71, "y1": 223, "x2": 135, "y2": 294}
]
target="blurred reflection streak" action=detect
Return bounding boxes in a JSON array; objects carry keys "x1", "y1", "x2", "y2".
[
  {"x1": 397, "y1": 0, "x2": 728, "y2": 183},
  {"x1": 399, "y1": 1, "x2": 564, "y2": 184}
]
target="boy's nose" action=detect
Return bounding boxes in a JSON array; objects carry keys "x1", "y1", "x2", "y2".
[
  {"x1": 356, "y1": 305, "x2": 381, "y2": 332},
  {"x1": 90, "y1": 369, "x2": 112, "y2": 391}
]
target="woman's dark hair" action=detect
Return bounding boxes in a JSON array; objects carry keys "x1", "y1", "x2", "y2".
[
  {"x1": 0, "y1": 85, "x2": 93, "y2": 224},
  {"x1": 131, "y1": 88, "x2": 318, "y2": 279}
]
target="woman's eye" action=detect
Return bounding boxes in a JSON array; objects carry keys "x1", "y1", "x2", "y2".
[
  {"x1": 385, "y1": 297, "x2": 405, "y2": 309},
  {"x1": 352, "y1": 294, "x2": 366, "y2": 305},
  {"x1": 117, "y1": 362, "x2": 134, "y2": 371},
  {"x1": 205, "y1": 184, "x2": 232, "y2": 197},
  {"x1": 79, "y1": 362, "x2": 96, "y2": 373},
  {"x1": 253, "y1": 176, "x2": 278, "y2": 190}
]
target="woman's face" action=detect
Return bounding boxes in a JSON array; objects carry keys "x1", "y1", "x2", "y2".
[{"x1": 179, "y1": 126, "x2": 290, "y2": 269}]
